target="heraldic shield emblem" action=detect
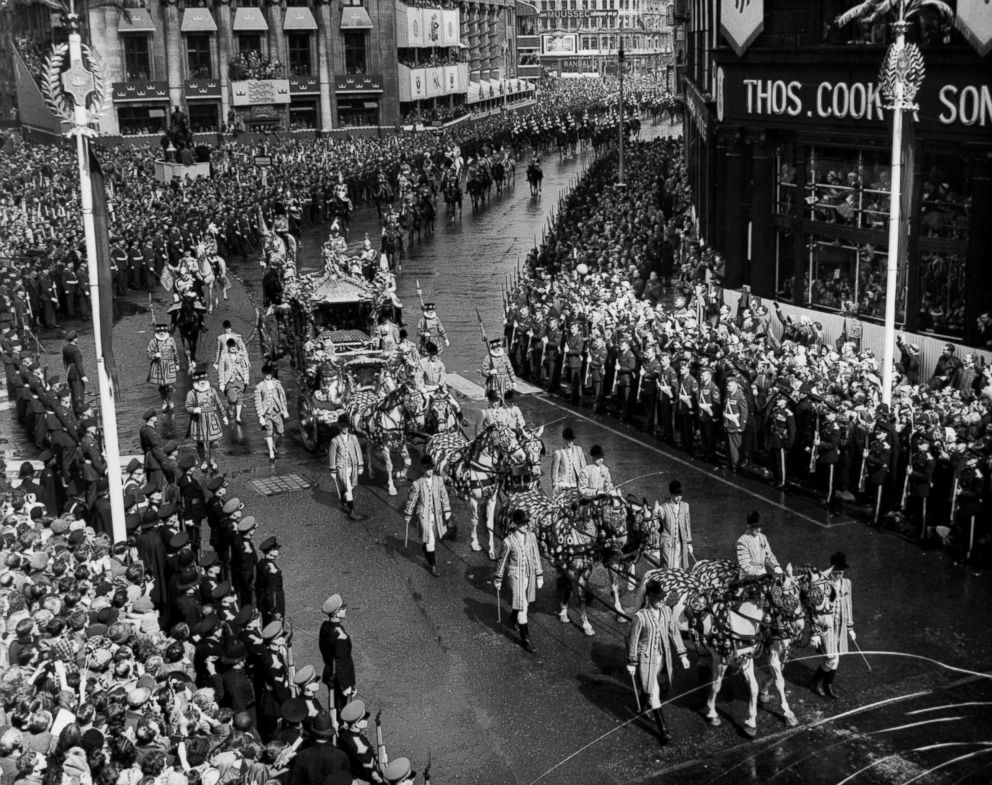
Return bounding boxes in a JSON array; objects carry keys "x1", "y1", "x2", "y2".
[
  {"x1": 956, "y1": 2, "x2": 992, "y2": 57},
  {"x1": 719, "y1": 0, "x2": 764, "y2": 58}
]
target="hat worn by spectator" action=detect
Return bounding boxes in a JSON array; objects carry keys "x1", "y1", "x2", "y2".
[
  {"x1": 177, "y1": 569, "x2": 199, "y2": 590},
  {"x1": 125, "y1": 458, "x2": 142, "y2": 474},
  {"x1": 199, "y1": 615, "x2": 220, "y2": 636},
  {"x1": 141, "y1": 408, "x2": 157, "y2": 421},
  {"x1": 221, "y1": 641, "x2": 247, "y2": 664},
  {"x1": 19, "y1": 461, "x2": 35, "y2": 478},
  {"x1": 282, "y1": 698, "x2": 308, "y2": 724},
  {"x1": 311, "y1": 712, "x2": 336, "y2": 738},
  {"x1": 322, "y1": 593, "x2": 345, "y2": 615},
  {"x1": 127, "y1": 687, "x2": 151, "y2": 708},
  {"x1": 178, "y1": 453, "x2": 197, "y2": 471}
]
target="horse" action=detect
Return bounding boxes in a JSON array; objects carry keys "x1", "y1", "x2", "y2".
[
  {"x1": 381, "y1": 224, "x2": 404, "y2": 274},
  {"x1": 328, "y1": 195, "x2": 352, "y2": 236},
  {"x1": 527, "y1": 163, "x2": 543, "y2": 196},
  {"x1": 500, "y1": 491, "x2": 658, "y2": 637},
  {"x1": 467, "y1": 171, "x2": 486, "y2": 211},
  {"x1": 688, "y1": 560, "x2": 806, "y2": 737},
  {"x1": 443, "y1": 180, "x2": 462, "y2": 219},
  {"x1": 173, "y1": 297, "x2": 203, "y2": 374},
  {"x1": 426, "y1": 424, "x2": 544, "y2": 558},
  {"x1": 490, "y1": 159, "x2": 505, "y2": 195},
  {"x1": 416, "y1": 190, "x2": 436, "y2": 238},
  {"x1": 424, "y1": 389, "x2": 462, "y2": 435},
  {"x1": 346, "y1": 382, "x2": 414, "y2": 497},
  {"x1": 372, "y1": 179, "x2": 394, "y2": 219},
  {"x1": 503, "y1": 154, "x2": 516, "y2": 187}
]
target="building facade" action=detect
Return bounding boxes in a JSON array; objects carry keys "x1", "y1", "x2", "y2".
[
  {"x1": 682, "y1": 0, "x2": 992, "y2": 349},
  {"x1": 533, "y1": 0, "x2": 675, "y2": 85},
  {"x1": 5, "y1": 0, "x2": 534, "y2": 137}
]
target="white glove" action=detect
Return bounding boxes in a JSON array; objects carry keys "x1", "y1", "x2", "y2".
[
  {"x1": 687, "y1": 544, "x2": 694, "y2": 555},
  {"x1": 679, "y1": 654, "x2": 690, "y2": 670},
  {"x1": 626, "y1": 664, "x2": 636, "y2": 677},
  {"x1": 537, "y1": 576, "x2": 544, "y2": 589},
  {"x1": 193, "y1": 407, "x2": 202, "y2": 414},
  {"x1": 848, "y1": 629, "x2": 856, "y2": 642},
  {"x1": 445, "y1": 338, "x2": 450, "y2": 346},
  {"x1": 773, "y1": 566, "x2": 784, "y2": 576}
]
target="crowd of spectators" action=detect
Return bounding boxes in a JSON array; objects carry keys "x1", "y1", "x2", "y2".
[{"x1": 228, "y1": 54, "x2": 285, "y2": 82}]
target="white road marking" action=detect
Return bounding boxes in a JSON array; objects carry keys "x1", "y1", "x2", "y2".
[
  {"x1": 446, "y1": 373, "x2": 486, "y2": 401},
  {"x1": 531, "y1": 394, "x2": 836, "y2": 528}
]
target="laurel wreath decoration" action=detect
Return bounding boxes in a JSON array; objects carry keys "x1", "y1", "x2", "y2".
[
  {"x1": 878, "y1": 41, "x2": 926, "y2": 111},
  {"x1": 41, "y1": 40, "x2": 108, "y2": 136}
]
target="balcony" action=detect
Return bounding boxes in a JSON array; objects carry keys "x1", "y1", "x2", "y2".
[{"x1": 398, "y1": 63, "x2": 469, "y2": 101}]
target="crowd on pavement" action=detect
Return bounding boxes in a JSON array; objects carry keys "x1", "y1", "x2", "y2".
[{"x1": 504, "y1": 136, "x2": 991, "y2": 562}]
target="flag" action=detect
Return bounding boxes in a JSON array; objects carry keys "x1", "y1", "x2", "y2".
[
  {"x1": 835, "y1": 318, "x2": 848, "y2": 352},
  {"x1": 88, "y1": 147, "x2": 121, "y2": 396}
]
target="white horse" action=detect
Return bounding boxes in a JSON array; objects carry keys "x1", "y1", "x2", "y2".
[{"x1": 426, "y1": 424, "x2": 544, "y2": 558}]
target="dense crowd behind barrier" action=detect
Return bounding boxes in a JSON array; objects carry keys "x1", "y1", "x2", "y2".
[{"x1": 505, "y1": 137, "x2": 991, "y2": 562}]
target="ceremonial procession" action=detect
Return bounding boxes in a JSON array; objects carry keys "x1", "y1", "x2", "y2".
[{"x1": 1, "y1": 0, "x2": 991, "y2": 782}]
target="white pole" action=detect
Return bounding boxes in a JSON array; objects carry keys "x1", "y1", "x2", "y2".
[
  {"x1": 68, "y1": 19, "x2": 127, "y2": 544},
  {"x1": 881, "y1": 14, "x2": 908, "y2": 407}
]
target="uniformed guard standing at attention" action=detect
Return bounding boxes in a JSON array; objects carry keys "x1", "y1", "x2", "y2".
[
  {"x1": 587, "y1": 327, "x2": 609, "y2": 413},
  {"x1": 494, "y1": 509, "x2": 544, "y2": 653},
  {"x1": 564, "y1": 320, "x2": 585, "y2": 404},
  {"x1": 551, "y1": 427, "x2": 586, "y2": 495},
  {"x1": 256, "y1": 535, "x2": 285, "y2": 624},
  {"x1": 337, "y1": 700, "x2": 383, "y2": 784},
  {"x1": 147, "y1": 323, "x2": 180, "y2": 412},
  {"x1": 417, "y1": 302, "x2": 449, "y2": 354},
  {"x1": 319, "y1": 593, "x2": 356, "y2": 718},
  {"x1": 767, "y1": 395, "x2": 796, "y2": 489},
  {"x1": 61, "y1": 331, "x2": 87, "y2": 416},
  {"x1": 810, "y1": 551, "x2": 856, "y2": 700},
  {"x1": 626, "y1": 582, "x2": 690, "y2": 745},
  {"x1": 481, "y1": 339, "x2": 516, "y2": 399},
  {"x1": 329, "y1": 413, "x2": 364, "y2": 517},
  {"x1": 402, "y1": 454, "x2": 452, "y2": 575},
  {"x1": 613, "y1": 337, "x2": 637, "y2": 422}
]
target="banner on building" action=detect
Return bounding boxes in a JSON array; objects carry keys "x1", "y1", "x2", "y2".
[
  {"x1": 956, "y1": 2, "x2": 992, "y2": 57},
  {"x1": 426, "y1": 67, "x2": 445, "y2": 97},
  {"x1": 441, "y1": 9, "x2": 460, "y2": 47},
  {"x1": 719, "y1": 0, "x2": 763, "y2": 58},
  {"x1": 231, "y1": 79, "x2": 291, "y2": 106},
  {"x1": 409, "y1": 68, "x2": 427, "y2": 100}
]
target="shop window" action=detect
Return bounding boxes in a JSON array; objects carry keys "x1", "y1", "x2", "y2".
[
  {"x1": 918, "y1": 253, "x2": 966, "y2": 338},
  {"x1": 187, "y1": 103, "x2": 219, "y2": 133},
  {"x1": 775, "y1": 228, "x2": 796, "y2": 303},
  {"x1": 287, "y1": 33, "x2": 312, "y2": 76},
  {"x1": 804, "y1": 237, "x2": 905, "y2": 323},
  {"x1": 289, "y1": 102, "x2": 316, "y2": 130},
  {"x1": 337, "y1": 97, "x2": 378, "y2": 127},
  {"x1": 774, "y1": 145, "x2": 796, "y2": 216},
  {"x1": 238, "y1": 33, "x2": 263, "y2": 57},
  {"x1": 804, "y1": 146, "x2": 889, "y2": 230},
  {"x1": 122, "y1": 35, "x2": 151, "y2": 81},
  {"x1": 343, "y1": 31, "x2": 367, "y2": 74},
  {"x1": 186, "y1": 34, "x2": 213, "y2": 79},
  {"x1": 118, "y1": 105, "x2": 166, "y2": 136},
  {"x1": 919, "y1": 156, "x2": 971, "y2": 241}
]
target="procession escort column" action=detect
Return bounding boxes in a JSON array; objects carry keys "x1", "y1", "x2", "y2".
[
  {"x1": 163, "y1": 0, "x2": 184, "y2": 109},
  {"x1": 216, "y1": 0, "x2": 233, "y2": 124},
  {"x1": 315, "y1": 0, "x2": 333, "y2": 131}
]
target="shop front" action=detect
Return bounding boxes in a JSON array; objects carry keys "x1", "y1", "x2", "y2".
[{"x1": 703, "y1": 51, "x2": 992, "y2": 347}]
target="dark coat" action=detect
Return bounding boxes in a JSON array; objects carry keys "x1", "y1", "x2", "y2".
[{"x1": 289, "y1": 743, "x2": 351, "y2": 785}]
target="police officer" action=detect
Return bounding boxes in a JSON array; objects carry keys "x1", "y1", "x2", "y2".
[
  {"x1": 563, "y1": 320, "x2": 585, "y2": 404},
  {"x1": 767, "y1": 396, "x2": 796, "y2": 489},
  {"x1": 337, "y1": 700, "x2": 383, "y2": 784},
  {"x1": 319, "y1": 593, "x2": 356, "y2": 716},
  {"x1": 613, "y1": 337, "x2": 636, "y2": 421},
  {"x1": 256, "y1": 536, "x2": 285, "y2": 624}
]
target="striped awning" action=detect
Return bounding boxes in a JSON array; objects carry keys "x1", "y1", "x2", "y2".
[
  {"x1": 284, "y1": 6, "x2": 317, "y2": 30},
  {"x1": 340, "y1": 5, "x2": 373, "y2": 29},
  {"x1": 118, "y1": 7, "x2": 156, "y2": 33},
  {"x1": 233, "y1": 7, "x2": 268, "y2": 31},
  {"x1": 181, "y1": 8, "x2": 217, "y2": 33}
]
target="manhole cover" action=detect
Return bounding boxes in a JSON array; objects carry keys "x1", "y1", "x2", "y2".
[{"x1": 248, "y1": 473, "x2": 313, "y2": 496}]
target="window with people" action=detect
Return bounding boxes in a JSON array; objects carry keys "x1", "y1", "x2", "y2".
[
  {"x1": 122, "y1": 35, "x2": 151, "y2": 81},
  {"x1": 802, "y1": 145, "x2": 891, "y2": 230},
  {"x1": 186, "y1": 34, "x2": 213, "y2": 79}
]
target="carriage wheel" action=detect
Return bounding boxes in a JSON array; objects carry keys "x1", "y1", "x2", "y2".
[{"x1": 298, "y1": 396, "x2": 319, "y2": 453}]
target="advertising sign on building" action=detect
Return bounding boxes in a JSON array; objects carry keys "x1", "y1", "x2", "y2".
[
  {"x1": 542, "y1": 33, "x2": 577, "y2": 54},
  {"x1": 719, "y1": 0, "x2": 764, "y2": 58}
]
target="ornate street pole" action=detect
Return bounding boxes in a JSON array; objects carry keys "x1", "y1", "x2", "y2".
[
  {"x1": 43, "y1": 1, "x2": 127, "y2": 543},
  {"x1": 618, "y1": 20, "x2": 625, "y2": 187},
  {"x1": 878, "y1": 4, "x2": 925, "y2": 405}
]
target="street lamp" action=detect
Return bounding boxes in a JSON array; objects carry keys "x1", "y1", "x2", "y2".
[
  {"x1": 834, "y1": 0, "x2": 946, "y2": 405},
  {"x1": 618, "y1": 20, "x2": 625, "y2": 187},
  {"x1": 41, "y1": 0, "x2": 127, "y2": 543}
]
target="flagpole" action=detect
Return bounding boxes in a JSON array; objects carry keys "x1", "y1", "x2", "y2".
[{"x1": 65, "y1": 6, "x2": 127, "y2": 543}]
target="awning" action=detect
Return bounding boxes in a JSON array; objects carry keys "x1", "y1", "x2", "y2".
[
  {"x1": 340, "y1": 5, "x2": 373, "y2": 29},
  {"x1": 181, "y1": 8, "x2": 217, "y2": 33},
  {"x1": 283, "y1": 6, "x2": 317, "y2": 31},
  {"x1": 233, "y1": 7, "x2": 268, "y2": 31},
  {"x1": 118, "y1": 7, "x2": 155, "y2": 33}
]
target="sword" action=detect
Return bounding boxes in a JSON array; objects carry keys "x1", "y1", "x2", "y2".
[
  {"x1": 629, "y1": 670, "x2": 642, "y2": 713},
  {"x1": 852, "y1": 637, "x2": 872, "y2": 672},
  {"x1": 495, "y1": 581, "x2": 502, "y2": 624}
]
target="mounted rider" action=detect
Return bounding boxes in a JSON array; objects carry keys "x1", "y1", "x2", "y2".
[{"x1": 735, "y1": 510, "x2": 782, "y2": 581}]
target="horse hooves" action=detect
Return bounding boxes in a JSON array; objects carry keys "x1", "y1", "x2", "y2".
[
  {"x1": 706, "y1": 716, "x2": 722, "y2": 727},
  {"x1": 582, "y1": 624, "x2": 595, "y2": 637},
  {"x1": 743, "y1": 725, "x2": 757, "y2": 739},
  {"x1": 387, "y1": 487, "x2": 397, "y2": 496},
  {"x1": 785, "y1": 715, "x2": 799, "y2": 728},
  {"x1": 558, "y1": 613, "x2": 569, "y2": 624},
  {"x1": 614, "y1": 614, "x2": 629, "y2": 624}
]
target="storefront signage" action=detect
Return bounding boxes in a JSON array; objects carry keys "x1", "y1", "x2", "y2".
[
  {"x1": 231, "y1": 79, "x2": 291, "y2": 106},
  {"x1": 716, "y1": 61, "x2": 992, "y2": 134},
  {"x1": 112, "y1": 80, "x2": 168, "y2": 103},
  {"x1": 185, "y1": 79, "x2": 222, "y2": 101}
]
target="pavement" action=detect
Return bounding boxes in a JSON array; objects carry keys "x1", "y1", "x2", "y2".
[{"x1": 3, "y1": 120, "x2": 991, "y2": 784}]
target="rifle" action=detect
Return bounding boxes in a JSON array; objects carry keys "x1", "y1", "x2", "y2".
[
  {"x1": 857, "y1": 438, "x2": 869, "y2": 492},
  {"x1": 285, "y1": 617, "x2": 297, "y2": 694},
  {"x1": 415, "y1": 279, "x2": 426, "y2": 310},
  {"x1": 948, "y1": 476, "x2": 959, "y2": 526},
  {"x1": 809, "y1": 414, "x2": 820, "y2": 474},
  {"x1": 900, "y1": 414, "x2": 913, "y2": 511},
  {"x1": 375, "y1": 709, "x2": 388, "y2": 773}
]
